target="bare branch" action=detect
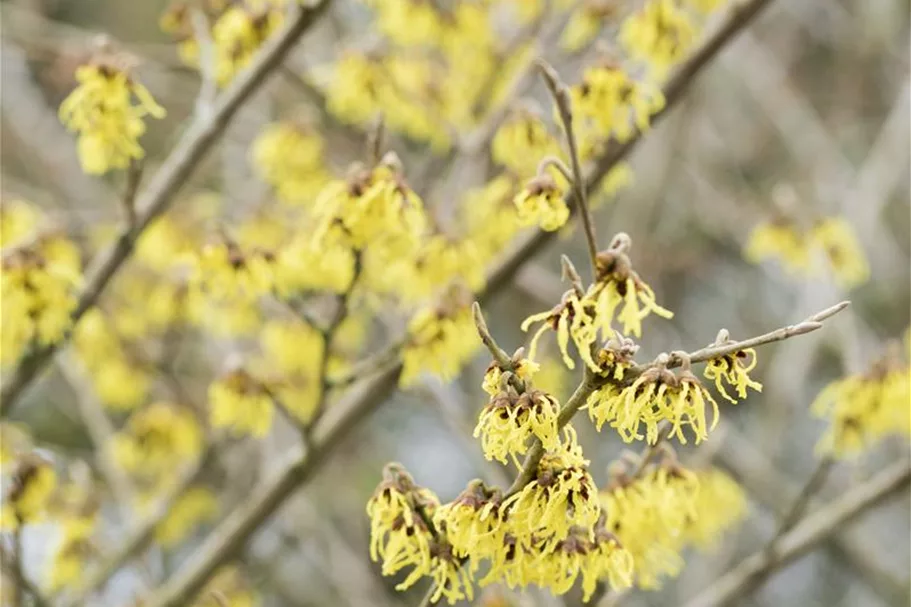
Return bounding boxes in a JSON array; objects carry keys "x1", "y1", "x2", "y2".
[{"x1": 681, "y1": 460, "x2": 911, "y2": 607}]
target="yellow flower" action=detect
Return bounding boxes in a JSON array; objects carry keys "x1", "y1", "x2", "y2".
[
  {"x1": 587, "y1": 237, "x2": 674, "y2": 339},
  {"x1": 809, "y1": 217, "x2": 870, "y2": 289},
  {"x1": 155, "y1": 486, "x2": 219, "y2": 547},
  {"x1": 531, "y1": 525, "x2": 634, "y2": 599},
  {"x1": 703, "y1": 347, "x2": 763, "y2": 404},
  {"x1": 47, "y1": 515, "x2": 96, "y2": 592},
  {"x1": 501, "y1": 427, "x2": 601, "y2": 544},
  {"x1": 744, "y1": 220, "x2": 810, "y2": 274},
  {"x1": 188, "y1": 241, "x2": 275, "y2": 302},
  {"x1": 608, "y1": 363, "x2": 720, "y2": 444},
  {"x1": 1, "y1": 455, "x2": 57, "y2": 530},
  {"x1": 260, "y1": 320, "x2": 323, "y2": 377},
  {"x1": 434, "y1": 480, "x2": 505, "y2": 568},
  {"x1": 481, "y1": 358, "x2": 540, "y2": 397},
  {"x1": 474, "y1": 389, "x2": 560, "y2": 466},
  {"x1": 569, "y1": 63, "x2": 665, "y2": 154},
  {"x1": 684, "y1": 468, "x2": 747, "y2": 549},
  {"x1": 620, "y1": 0, "x2": 698, "y2": 77},
  {"x1": 595, "y1": 162, "x2": 635, "y2": 206},
  {"x1": 513, "y1": 174, "x2": 569, "y2": 232},
  {"x1": 1, "y1": 237, "x2": 82, "y2": 367},
  {"x1": 367, "y1": 464, "x2": 437, "y2": 585},
  {"x1": 560, "y1": 2, "x2": 619, "y2": 52},
  {"x1": 812, "y1": 351, "x2": 910, "y2": 459},
  {"x1": 58, "y1": 62, "x2": 165, "y2": 174},
  {"x1": 400, "y1": 301, "x2": 479, "y2": 387},
  {"x1": 461, "y1": 175, "x2": 522, "y2": 263},
  {"x1": 274, "y1": 231, "x2": 355, "y2": 296},
  {"x1": 111, "y1": 403, "x2": 203, "y2": 479},
  {"x1": 602, "y1": 462, "x2": 699, "y2": 588},
  {"x1": 250, "y1": 121, "x2": 330, "y2": 205},
  {"x1": 208, "y1": 369, "x2": 274, "y2": 438},
  {"x1": 492, "y1": 111, "x2": 560, "y2": 178},
  {"x1": 137, "y1": 215, "x2": 194, "y2": 272},
  {"x1": 0, "y1": 199, "x2": 41, "y2": 249},
  {"x1": 369, "y1": 0, "x2": 442, "y2": 47},
  {"x1": 325, "y1": 53, "x2": 385, "y2": 127},
  {"x1": 522, "y1": 290, "x2": 599, "y2": 371},
  {"x1": 314, "y1": 160, "x2": 427, "y2": 258}
]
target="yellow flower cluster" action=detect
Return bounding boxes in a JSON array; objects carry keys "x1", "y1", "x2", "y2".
[
  {"x1": 745, "y1": 216, "x2": 870, "y2": 289},
  {"x1": 475, "y1": 386, "x2": 560, "y2": 466},
  {"x1": 621, "y1": 0, "x2": 698, "y2": 77},
  {"x1": 1, "y1": 228, "x2": 82, "y2": 367},
  {"x1": 161, "y1": 0, "x2": 287, "y2": 86},
  {"x1": 110, "y1": 402, "x2": 204, "y2": 483},
  {"x1": 812, "y1": 347, "x2": 910, "y2": 458},
  {"x1": 523, "y1": 235, "x2": 672, "y2": 370},
  {"x1": 492, "y1": 111, "x2": 561, "y2": 178},
  {"x1": 47, "y1": 514, "x2": 96, "y2": 592},
  {"x1": 73, "y1": 309, "x2": 153, "y2": 411},
  {"x1": 250, "y1": 120, "x2": 331, "y2": 205},
  {"x1": 588, "y1": 361, "x2": 720, "y2": 444},
  {"x1": 400, "y1": 300, "x2": 480, "y2": 387},
  {"x1": 602, "y1": 458, "x2": 745, "y2": 588},
  {"x1": 314, "y1": 159, "x2": 426, "y2": 259},
  {"x1": 514, "y1": 174, "x2": 570, "y2": 232},
  {"x1": 208, "y1": 369, "x2": 275, "y2": 438},
  {"x1": 560, "y1": 1, "x2": 621, "y2": 53},
  {"x1": 569, "y1": 63, "x2": 665, "y2": 154},
  {"x1": 59, "y1": 60, "x2": 165, "y2": 174},
  {"x1": 0, "y1": 454, "x2": 57, "y2": 530}
]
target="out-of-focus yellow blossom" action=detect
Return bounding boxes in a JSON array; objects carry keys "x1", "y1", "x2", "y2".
[
  {"x1": 188, "y1": 240, "x2": 275, "y2": 302},
  {"x1": 155, "y1": 486, "x2": 219, "y2": 547},
  {"x1": 137, "y1": 215, "x2": 196, "y2": 272},
  {"x1": 703, "y1": 345, "x2": 763, "y2": 404},
  {"x1": 209, "y1": 369, "x2": 274, "y2": 438},
  {"x1": 236, "y1": 211, "x2": 290, "y2": 252},
  {"x1": 474, "y1": 388, "x2": 560, "y2": 466},
  {"x1": 684, "y1": 468, "x2": 747, "y2": 549},
  {"x1": 251, "y1": 121, "x2": 331, "y2": 205},
  {"x1": 314, "y1": 159, "x2": 427, "y2": 258},
  {"x1": 809, "y1": 217, "x2": 870, "y2": 289},
  {"x1": 527, "y1": 355, "x2": 570, "y2": 401},
  {"x1": 587, "y1": 236, "x2": 674, "y2": 339},
  {"x1": 194, "y1": 565, "x2": 258, "y2": 607},
  {"x1": 744, "y1": 219, "x2": 810, "y2": 274},
  {"x1": 569, "y1": 63, "x2": 665, "y2": 155},
  {"x1": 163, "y1": 0, "x2": 286, "y2": 87},
  {"x1": 58, "y1": 61, "x2": 165, "y2": 174},
  {"x1": 597, "y1": 361, "x2": 720, "y2": 444},
  {"x1": 522, "y1": 290, "x2": 599, "y2": 371},
  {"x1": 492, "y1": 111, "x2": 560, "y2": 178},
  {"x1": 185, "y1": 290, "x2": 262, "y2": 336},
  {"x1": 812, "y1": 349, "x2": 910, "y2": 459},
  {"x1": 260, "y1": 320, "x2": 322, "y2": 376},
  {"x1": 1, "y1": 454, "x2": 57, "y2": 530},
  {"x1": 602, "y1": 462, "x2": 699, "y2": 588},
  {"x1": 377, "y1": 235, "x2": 486, "y2": 303},
  {"x1": 560, "y1": 1, "x2": 620, "y2": 52},
  {"x1": 368, "y1": 0, "x2": 442, "y2": 47},
  {"x1": 0, "y1": 199, "x2": 41, "y2": 249},
  {"x1": 325, "y1": 53, "x2": 386, "y2": 127},
  {"x1": 1, "y1": 236, "x2": 82, "y2": 367},
  {"x1": 400, "y1": 301, "x2": 479, "y2": 387},
  {"x1": 513, "y1": 174, "x2": 569, "y2": 232},
  {"x1": 109, "y1": 275, "x2": 184, "y2": 340},
  {"x1": 73, "y1": 308, "x2": 151, "y2": 411},
  {"x1": 501, "y1": 427, "x2": 601, "y2": 544},
  {"x1": 47, "y1": 514, "x2": 96, "y2": 592},
  {"x1": 620, "y1": 0, "x2": 698, "y2": 77},
  {"x1": 111, "y1": 403, "x2": 203, "y2": 478},
  {"x1": 274, "y1": 232, "x2": 355, "y2": 296},
  {"x1": 504, "y1": 0, "x2": 576, "y2": 23}
]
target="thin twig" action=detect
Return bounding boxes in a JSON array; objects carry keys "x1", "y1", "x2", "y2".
[
  {"x1": 537, "y1": 59, "x2": 600, "y2": 279},
  {"x1": 0, "y1": 541, "x2": 50, "y2": 607},
  {"x1": 0, "y1": 0, "x2": 334, "y2": 418},
  {"x1": 472, "y1": 302, "x2": 512, "y2": 369},
  {"x1": 190, "y1": 8, "x2": 217, "y2": 119},
  {"x1": 681, "y1": 460, "x2": 911, "y2": 607},
  {"x1": 122, "y1": 159, "x2": 143, "y2": 229}
]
